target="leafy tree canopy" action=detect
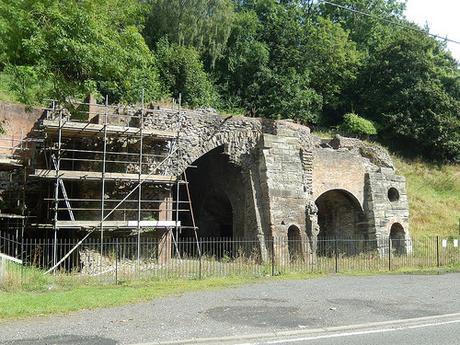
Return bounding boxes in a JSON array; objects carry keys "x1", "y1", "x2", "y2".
[
  {"x1": 0, "y1": 0, "x2": 161, "y2": 104},
  {"x1": 0, "y1": 0, "x2": 458, "y2": 161}
]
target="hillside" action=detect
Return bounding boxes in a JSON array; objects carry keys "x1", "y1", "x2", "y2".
[{"x1": 395, "y1": 158, "x2": 460, "y2": 237}]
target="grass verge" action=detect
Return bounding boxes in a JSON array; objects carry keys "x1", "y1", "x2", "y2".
[
  {"x1": 2, "y1": 265, "x2": 460, "y2": 321},
  {"x1": 395, "y1": 158, "x2": 460, "y2": 237}
]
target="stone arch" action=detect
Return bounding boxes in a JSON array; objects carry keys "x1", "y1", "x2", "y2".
[
  {"x1": 174, "y1": 127, "x2": 260, "y2": 177},
  {"x1": 389, "y1": 222, "x2": 406, "y2": 255},
  {"x1": 287, "y1": 224, "x2": 303, "y2": 261},
  {"x1": 315, "y1": 189, "x2": 364, "y2": 239},
  {"x1": 315, "y1": 189, "x2": 366, "y2": 256},
  {"x1": 179, "y1": 145, "x2": 246, "y2": 239}
]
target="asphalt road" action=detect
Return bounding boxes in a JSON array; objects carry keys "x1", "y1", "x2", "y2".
[{"x1": 1, "y1": 273, "x2": 460, "y2": 345}]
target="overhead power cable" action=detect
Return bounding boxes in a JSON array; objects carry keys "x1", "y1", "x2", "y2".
[{"x1": 318, "y1": 0, "x2": 460, "y2": 45}]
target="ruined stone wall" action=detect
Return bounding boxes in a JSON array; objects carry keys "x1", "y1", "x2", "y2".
[
  {"x1": 0, "y1": 102, "x2": 43, "y2": 154},
  {"x1": 143, "y1": 108, "x2": 262, "y2": 176},
  {"x1": 0, "y1": 102, "x2": 411, "y2": 260},
  {"x1": 364, "y1": 168, "x2": 410, "y2": 242}
]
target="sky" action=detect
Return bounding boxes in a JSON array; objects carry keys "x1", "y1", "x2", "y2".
[{"x1": 405, "y1": 0, "x2": 460, "y2": 62}]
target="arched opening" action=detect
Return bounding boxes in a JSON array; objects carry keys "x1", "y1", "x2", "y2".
[
  {"x1": 287, "y1": 225, "x2": 303, "y2": 261},
  {"x1": 178, "y1": 146, "x2": 244, "y2": 239},
  {"x1": 315, "y1": 189, "x2": 366, "y2": 256},
  {"x1": 390, "y1": 223, "x2": 406, "y2": 255}
]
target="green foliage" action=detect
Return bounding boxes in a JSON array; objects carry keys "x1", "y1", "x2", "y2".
[
  {"x1": 3, "y1": 65, "x2": 51, "y2": 105},
  {"x1": 247, "y1": 67, "x2": 322, "y2": 123},
  {"x1": 144, "y1": 0, "x2": 235, "y2": 68},
  {"x1": 303, "y1": 17, "x2": 362, "y2": 110},
  {"x1": 0, "y1": 0, "x2": 162, "y2": 104},
  {"x1": 356, "y1": 30, "x2": 460, "y2": 161},
  {"x1": 0, "y1": 0, "x2": 459, "y2": 162},
  {"x1": 340, "y1": 113, "x2": 377, "y2": 137},
  {"x1": 156, "y1": 40, "x2": 218, "y2": 107}
]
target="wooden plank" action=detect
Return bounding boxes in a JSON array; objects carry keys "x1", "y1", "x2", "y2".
[
  {"x1": 55, "y1": 220, "x2": 180, "y2": 229},
  {"x1": 42, "y1": 120, "x2": 176, "y2": 139},
  {"x1": 31, "y1": 169, "x2": 176, "y2": 183}
]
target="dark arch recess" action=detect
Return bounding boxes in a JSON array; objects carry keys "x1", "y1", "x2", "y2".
[
  {"x1": 315, "y1": 189, "x2": 366, "y2": 256},
  {"x1": 390, "y1": 223, "x2": 406, "y2": 255},
  {"x1": 287, "y1": 225, "x2": 303, "y2": 261}
]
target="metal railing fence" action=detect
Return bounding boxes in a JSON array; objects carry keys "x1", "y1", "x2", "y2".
[{"x1": 1, "y1": 233, "x2": 459, "y2": 286}]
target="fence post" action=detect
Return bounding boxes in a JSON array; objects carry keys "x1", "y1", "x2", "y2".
[
  {"x1": 198, "y1": 239, "x2": 202, "y2": 280},
  {"x1": 271, "y1": 238, "x2": 275, "y2": 276},
  {"x1": 334, "y1": 237, "x2": 338, "y2": 273},
  {"x1": 388, "y1": 236, "x2": 391, "y2": 271},
  {"x1": 20, "y1": 235, "x2": 24, "y2": 286},
  {"x1": 436, "y1": 236, "x2": 440, "y2": 267},
  {"x1": 115, "y1": 238, "x2": 119, "y2": 285}
]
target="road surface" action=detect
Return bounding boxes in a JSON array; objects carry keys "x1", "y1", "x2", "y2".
[{"x1": 1, "y1": 273, "x2": 459, "y2": 344}]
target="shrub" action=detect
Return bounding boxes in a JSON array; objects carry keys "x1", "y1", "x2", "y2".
[{"x1": 340, "y1": 113, "x2": 377, "y2": 138}]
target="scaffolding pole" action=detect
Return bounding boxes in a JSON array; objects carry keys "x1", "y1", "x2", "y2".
[
  {"x1": 175, "y1": 93, "x2": 182, "y2": 244},
  {"x1": 100, "y1": 95, "x2": 109, "y2": 269},
  {"x1": 137, "y1": 90, "x2": 145, "y2": 268},
  {"x1": 45, "y1": 138, "x2": 180, "y2": 273},
  {"x1": 52, "y1": 101, "x2": 60, "y2": 271}
]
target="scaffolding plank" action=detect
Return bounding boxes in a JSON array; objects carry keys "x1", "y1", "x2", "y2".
[
  {"x1": 55, "y1": 220, "x2": 180, "y2": 229},
  {"x1": 0, "y1": 157, "x2": 22, "y2": 168},
  {"x1": 42, "y1": 119, "x2": 176, "y2": 139},
  {"x1": 31, "y1": 169, "x2": 176, "y2": 183}
]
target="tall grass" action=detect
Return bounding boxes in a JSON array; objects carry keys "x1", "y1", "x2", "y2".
[{"x1": 395, "y1": 158, "x2": 460, "y2": 237}]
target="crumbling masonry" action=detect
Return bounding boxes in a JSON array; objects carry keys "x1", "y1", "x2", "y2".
[{"x1": 0, "y1": 101, "x2": 410, "y2": 265}]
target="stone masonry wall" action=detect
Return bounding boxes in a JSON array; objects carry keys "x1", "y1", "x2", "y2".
[
  {"x1": 364, "y1": 168, "x2": 410, "y2": 242},
  {"x1": 0, "y1": 102, "x2": 411, "y2": 261}
]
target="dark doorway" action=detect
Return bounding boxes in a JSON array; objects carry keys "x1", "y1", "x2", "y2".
[
  {"x1": 199, "y1": 191, "x2": 234, "y2": 238},
  {"x1": 287, "y1": 225, "x2": 303, "y2": 261},
  {"x1": 315, "y1": 189, "x2": 365, "y2": 256},
  {"x1": 390, "y1": 223, "x2": 406, "y2": 255},
  {"x1": 178, "y1": 146, "x2": 243, "y2": 239}
]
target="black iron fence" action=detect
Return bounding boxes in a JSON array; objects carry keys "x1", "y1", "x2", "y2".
[{"x1": 1, "y1": 232, "x2": 460, "y2": 285}]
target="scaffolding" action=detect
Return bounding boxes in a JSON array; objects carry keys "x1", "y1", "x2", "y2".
[
  {"x1": 27, "y1": 97, "x2": 200, "y2": 273},
  {"x1": 0, "y1": 133, "x2": 33, "y2": 259}
]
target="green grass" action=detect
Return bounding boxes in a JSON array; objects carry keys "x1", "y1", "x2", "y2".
[
  {"x1": 395, "y1": 158, "x2": 460, "y2": 237},
  {"x1": 0, "y1": 269, "x2": 327, "y2": 320},
  {"x1": 2, "y1": 263, "x2": 460, "y2": 321},
  {"x1": 0, "y1": 276, "x2": 257, "y2": 320}
]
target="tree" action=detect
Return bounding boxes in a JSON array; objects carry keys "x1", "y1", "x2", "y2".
[
  {"x1": 0, "y1": 0, "x2": 162, "y2": 104},
  {"x1": 303, "y1": 17, "x2": 362, "y2": 112},
  {"x1": 356, "y1": 29, "x2": 460, "y2": 161},
  {"x1": 156, "y1": 40, "x2": 218, "y2": 108},
  {"x1": 213, "y1": 9, "x2": 269, "y2": 112},
  {"x1": 340, "y1": 112, "x2": 377, "y2": 138},
  {"x1": 144, "y1": 0, "x2": 235, "y2": 69},
  {"x1": 318, "y1": 0, "x2": 406, "y2": 54}
]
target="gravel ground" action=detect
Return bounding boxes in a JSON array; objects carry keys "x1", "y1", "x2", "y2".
[{"x1": 1, "y1": 273, "x2": 459, "y2": 345}]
